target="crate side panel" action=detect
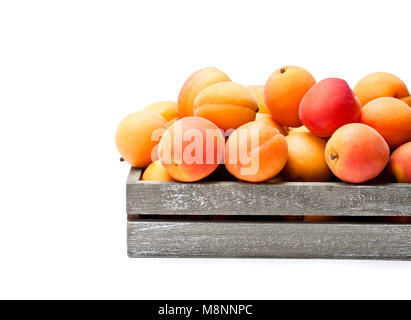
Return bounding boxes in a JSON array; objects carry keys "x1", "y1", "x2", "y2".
[
  {"x1": 128, "y1": 221, "x2": 411, "y2": 260},
  {"x1": 127, "y1": 182, "x2": 411, "y2": 216},
  {"x1": 127, "y1": 167, "x2": 143, "y2": 184}
]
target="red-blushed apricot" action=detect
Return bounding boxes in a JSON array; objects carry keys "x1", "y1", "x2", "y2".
[
  {"x1": 225, "y1": 121, "x2": 288, "y2": 182},
  {"x1": 299, "y1": 78, "x2": 361, "y2": 137},
  {"x1": 361, "y1": 97, "x2": 411, "y2": 149},
  {"x1": 178, "y1": 67, "x2": 231, "y2": 117},
  {"x1": 248, "y1": 85, "x2": 270, "y2": 114},
  {"x1": 264, "y1": 66, "x2": 316, "y2": 127},
  {"x1": 115, "y1": 110, "x2": 168, "y2": 167},
  {"x1": 142, "y1": 160, "x2": 173, "y2": 181},
  {"x1": 158, "y1": 117, "x2": 225, "y2": 182},
  {"x1": 193, "y1": 82, "x2": 258, "y2": 131},
  {"x1": 353, "y1": 72, "x2": 410, "y2": 106},
  {"x1": 283, "y1": 132, "x2": 332, "y2": 182},
  {"x1": 255, "y1": 113, "x2": 288, "y2": 136},
  {"x1": 389, "y1": 141, "x2": 411, "y2": 183},
  {"x1": 145, "y1": 101, "x2": 179, "y2": 122},
  {"x1": 325, "y1": 123, "x2": 390, "y2": 183}
]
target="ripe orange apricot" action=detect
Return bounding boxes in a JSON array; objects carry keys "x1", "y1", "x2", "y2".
[
  {"x1": 255, "y1": 113, "x2": 288, "y2": 136},
  {"x1": 225, "y1": 121, "x2": 288, "y2": 182},
  {"x1": 167, "y1": 115, "x2": 183, "y2": 126},
  {"x1": 325, "y1": 123, "x2": 390, "y2": 183},
  {"x1": 178, "y1": 67, "x2": 231, "y2": 117},
  {"x1": 264, "y1": 66, "x2": 316, "y2": 127},
  {"x1": 283, "y1": 132, "x2": 332, "y2": 182},
  {"x1": 389, "y1": 141, "x2": 411, "y2": 183},
  {"x1": 142, "y1": 160, "x2": 173, "y2": 181},
  {"x1": 361, "y1": 97, "x2": 411, "y2": 149},
  {"x1": 193, "y1": 82, "x2": 258, "y2": 131},
  {"x1": 248, "y1": 85, "x2": 270, "y2": 114},
  {"x1": 115, "y1": 110, "x2": 168, "y2": 167},
  {"x1": 354, "y1": 72, "x2": 410, "y2": 106},
  {"x1": 158, "y1": 117, "x2": 225, "y2": 182},
  {"x1": 145, "y1": 101, "x2": 179, "y2": 122},
  {"x1": 401, "y1": 96, "x2": 411, "y2": 106}
]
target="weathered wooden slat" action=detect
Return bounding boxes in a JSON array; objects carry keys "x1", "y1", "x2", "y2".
[
  {"x1": 128, "y1": 221, "x2": 411, "y2": 260},
  {"x1": 127, "y1": 167, "x2": 143, "y2": 184},
  {"x1": 127, "y1": 168, "x2": 411, "y2": 216}
]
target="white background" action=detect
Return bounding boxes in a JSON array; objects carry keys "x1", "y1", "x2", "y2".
[{"x1": 0, "y1": 0, "x2": 410, "y2": 299}]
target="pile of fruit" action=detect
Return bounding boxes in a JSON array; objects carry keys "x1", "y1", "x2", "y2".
[{"x1": 115, "y1": 67, "x2": 411, "y2": 184}]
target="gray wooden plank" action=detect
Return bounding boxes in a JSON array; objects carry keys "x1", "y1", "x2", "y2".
[
  {"x1": 128, "y1": 221, "x2": 411, "y2": 260},
  {"x1": 127, "y1": 167, "x2": 143, "y2": 184},
  {"x1": 127, "y1": 168, "x2": 411, "y2": 216}
]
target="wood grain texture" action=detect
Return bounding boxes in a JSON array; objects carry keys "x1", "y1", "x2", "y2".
[
  {"x1": 127, "y1": 168, "x2": 411, "y2": 216},
  {"x1": 128, "y1": 221, "x2": 411, "y2": 260}
]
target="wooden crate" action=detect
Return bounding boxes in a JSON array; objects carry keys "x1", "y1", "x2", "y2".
[{"x1": 127, "y1": 167, "x2": 411, "y2": 260}]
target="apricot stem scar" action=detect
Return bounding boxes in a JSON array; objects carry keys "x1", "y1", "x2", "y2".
[
  {"x1": 120, "y1": 157, "x2": 125, "y2": 162},
  {"x1": 330, "y1": 153, "x2": 339, "y2": 160},
  {"x1": 280, "y1": 68, "x2": 286, "y2": 74}
]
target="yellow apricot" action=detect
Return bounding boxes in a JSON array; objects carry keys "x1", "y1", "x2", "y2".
[
  {"x1": 145, "y1": 101, "x2": 179, "y2": 122},
  {"x1": 115, "y1": 110, "x2": 168, "y2": 167},
  {"x1": 178, "y1": 67, "x2": 231, "y2": 116},
  {"x1": 142, "y1": 160, "x2": 173, "y2": 181}
]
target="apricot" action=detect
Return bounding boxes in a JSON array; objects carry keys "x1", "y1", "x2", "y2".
[
  {"x1": 167, "y1": 115, "x2": 183, "y2": 126},
  {"x1": 225, "y1": 121, "x2": 288, "y2": 182},
  {"x1": 283, "y1": 132, "x2": 332, "y2": 182},
  {"x1": 264, "y1": 66, "x2": 316, "y2": 127},
  {"x1": 299, "y1": 78, "x2": 361, "y2": 137},
  {"x1": 248, "y1": 85, "x2": 270, "y2": 114},
  {"x1": 361, "y1": 97, "x2": 411, "y2": 149},
  {"x1": 288, "y1": 125, "x2": 310, "y2": 135},
  {"x1": 115, "y1": 110, "x2": 168, "y2": 167},
  {"x1": 401, "y1": 96, "x2": 411, "y2": 107},
  {"x1": 389, "y1": 141, "x2": 411, "y2": 183},
  {"x1": 158, "y1": 117, "x2": 225, "y2": 182},
  {"x1": 354, "y1": 72, "x2": 410, "y2": 106},
  {"x1": 325, "y1": 123, "x2": 390, "y2": 183},
  {"x1": 178, "y1": 67, "x2": 231, "y2": 117},
  {"x1": 145, "y1": 101, "x2": 179, "y2": 122},
  {"x1": 255, "y1": 113, "x2": 287, "y2": 136},
  {"x1": 142, "y1": 160, "x2": 173, "y2": 181},
  {"x1": 193, "y1": 82, "x2": 258, "y2": 131}
]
